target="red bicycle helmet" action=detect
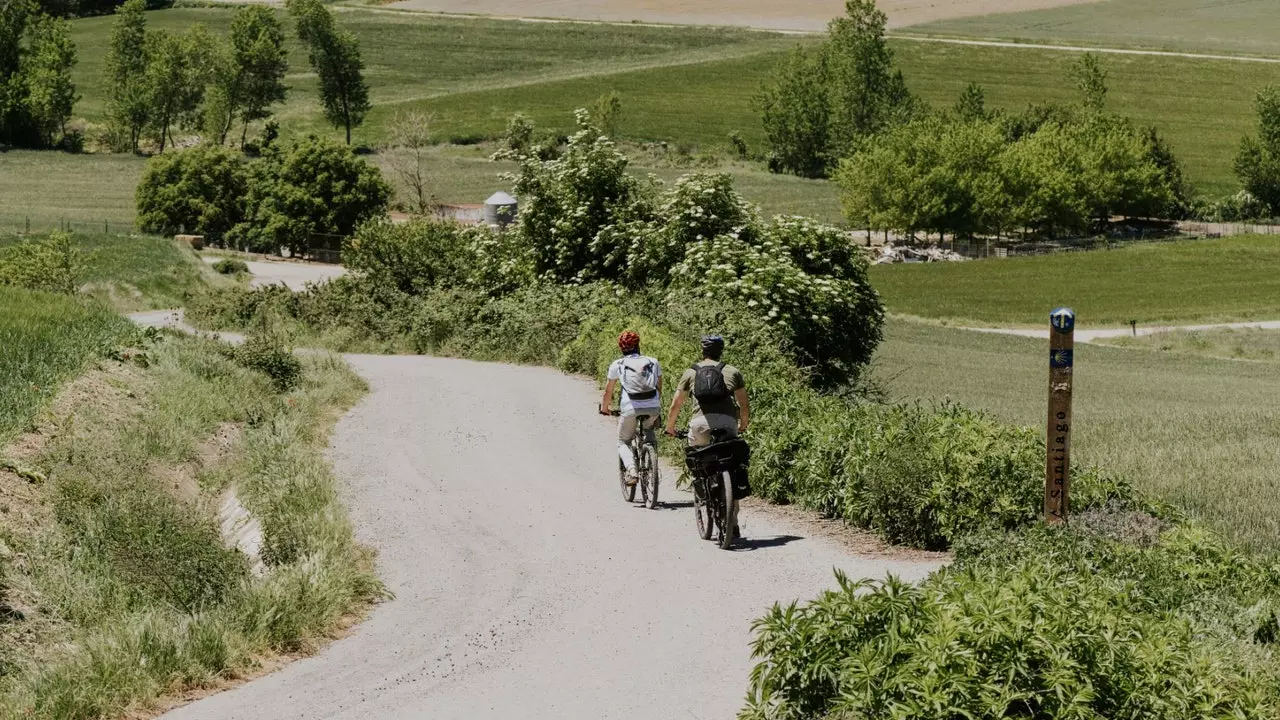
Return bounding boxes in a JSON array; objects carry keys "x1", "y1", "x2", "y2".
[{"x1": 618, "y1": 330, "x2": 641, "y2": 353}]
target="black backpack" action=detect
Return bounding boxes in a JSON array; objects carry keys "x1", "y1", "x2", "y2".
[{"x1": 691, "y1": 362, "x2": 730, "y2": 404}]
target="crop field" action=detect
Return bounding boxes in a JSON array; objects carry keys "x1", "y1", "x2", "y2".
[
  {"x1": 873, "y1": 318, "x2": 1280, "y2": 553},
  {"x1": 869, "y1": 235, "x2": 1280, "y2": 327},
  {"x1": 0, "y1": 151, "x2": 143, "y2": 233},
  {"x1": 902, "y1": 0, "x2": 1280, "y2": 58},
  {"x1": 54, "y1": 8, "x2": 1278, "y2": 197}
]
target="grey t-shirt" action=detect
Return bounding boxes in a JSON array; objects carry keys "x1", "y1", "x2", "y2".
[{"x1": 677, "y1": 360, "x2": 745, "y2": 420}]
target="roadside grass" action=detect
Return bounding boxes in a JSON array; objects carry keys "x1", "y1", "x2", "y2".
[
  {"x1": 1097, "y1": 326, "x2": 1280, "y2": 361},
  {"x1": 869, "y1": 235, "x2": 1280, "y2": 327},
  {"x1": 0, "y1": 286, "x2": 131, "y2": 445},
  {"x1": 899, "y1": 0, "x2": 1280, "y2": 58},
  {"x1": 872, "y1": 318, "x2": 1280, "y2": 553},
  {"x1": 0, "y1": 231, "x2": 224, "y2": 312},
  {"x1": 0, "y1": 332, "x2": 380, "y2": 719}
]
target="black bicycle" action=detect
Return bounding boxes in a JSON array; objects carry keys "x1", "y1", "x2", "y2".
[
  {"x1": 677, "y1": 429, "x2": 749, "y2": 550},
  {"x1": 609, "y1": 410, "x2": 659, "y2": 509}
]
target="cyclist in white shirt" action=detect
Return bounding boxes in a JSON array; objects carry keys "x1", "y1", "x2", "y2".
[{"x1": 598, "y1": 331, "x2": 662, "y2": 486}]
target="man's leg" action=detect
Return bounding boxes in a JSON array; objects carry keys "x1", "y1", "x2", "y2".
[
  {"x1": 688, "y1": 415, "x2": 713, "y2": 447},
  {"x1": 639, "y1": 412, "x2": 658, "y2": 448},
  {"x1": 617, "y1": 414, "x2": 639, "y2": 480}
]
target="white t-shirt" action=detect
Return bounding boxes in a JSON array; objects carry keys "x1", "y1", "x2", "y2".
[{"x1": 607, "y1": 354, "x2": 663, "y2": 416}]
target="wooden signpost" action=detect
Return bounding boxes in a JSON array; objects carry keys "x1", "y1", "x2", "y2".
[{"x1": 1045, "y1": 307, "x2": 1075, "y2": 523}]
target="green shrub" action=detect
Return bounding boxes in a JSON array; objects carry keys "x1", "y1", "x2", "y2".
[
  {"x1": 229, "y1": 135, "x2": 392, "y2": 255},
  {"x1": 232, "y1": 333, "x2": 302, "y2": 391},
  {"x1": 0, "y1": 231, "x2": 87, "y2": 294},
  {"x1": 135, "y1": 145, "x2": 249, "y2": 240},
  {"x1": 212, "y1": 258, "x2": 249, "y2": 275},
  {"x1": 745, "y1": 554, "x2": 1278, "y2": 720},
  {"x1": 342, "y1": 218, "x2": 474, "y2": 294}
]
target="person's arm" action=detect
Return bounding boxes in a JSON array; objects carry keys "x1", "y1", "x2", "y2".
[
  {"x1": 735, "y1": 387, "x2": 750, "y2": 433},
  {"x1": 664, "y1": 390, "x2": 687, "y2": 436},
  {"x1": 599, "y1": 379, "x2": 617, "y2": 415}
]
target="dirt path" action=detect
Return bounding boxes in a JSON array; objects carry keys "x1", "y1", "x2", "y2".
[
  {"x1": 159, "y1": 353, "x2": 940, "y2": 720},
  {"x1": 202, "y1": 256, "x2": 346, "y2": 291},
  {"x1": 966, "y1": 319, "x2": 1280, "y2": 342}
]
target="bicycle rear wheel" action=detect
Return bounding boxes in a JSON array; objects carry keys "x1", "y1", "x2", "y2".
[
  {"x1": 641, "y1": 445, "x2": 659, "y2": 509},
  {"x1": 718, "y1": 470, "x2": 737, "y2": 550},
  {"x1": 618, "y1": 458, "x2": 636, "y2": 503},
  {"x1": 694, "y1": 476, "x2": 713, "y2": 540}
]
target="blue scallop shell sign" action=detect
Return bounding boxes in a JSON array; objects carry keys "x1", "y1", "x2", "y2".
[{"x1": 1050, "y1": 307, "x2": 1075, "y2": 334}]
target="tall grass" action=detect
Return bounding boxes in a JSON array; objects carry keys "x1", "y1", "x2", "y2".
[
  {"x1": 0, "y1": 286, "x2": 131, "y2": 444},
  {"x1": 1, "y1": 334, "x2": 379, "y2": 718}
]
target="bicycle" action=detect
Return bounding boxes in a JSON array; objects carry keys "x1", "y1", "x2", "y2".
[
  {"x1": 676, "y1": 429, "x2": 748, "y2": 550},
  {"x1": 610, "y1": 410, "x2": 659, "y2": 509}
]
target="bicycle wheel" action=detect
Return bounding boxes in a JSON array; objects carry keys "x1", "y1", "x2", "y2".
[
  {"x1": 642, "y1": 445, "x2": 659, "y2": 509},
  {"x1": 618, "y1": 457, "x2": 636, "y2": 503},
  {"x1": 693, "y1": 475, "x2": 713, "y2": 539},
  {"x1": 718, "y1": 470, "x2": 737, "y2": 550}
]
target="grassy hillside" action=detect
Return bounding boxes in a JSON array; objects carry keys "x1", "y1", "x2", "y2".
[
  {"x1": 0, "y1": 151, "x2": 142, "y2": 232},
  {"x1": 873, "y1": 318, "x2": 1280, "y2": 553},
  {"x1": 900, "y1": 0, "x2": 1280, "y2": 58},
  {"x1": 869, "y1": 235, "x2": 1280, "y2": 326},
  {"x1": 0, "y1": 287, "x2": 131, "y2": 443},
  {"x1": 57, "y1": 8, "x2": 1278, "y2": 197}
]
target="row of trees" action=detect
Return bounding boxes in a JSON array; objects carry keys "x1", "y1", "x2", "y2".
[
  {"x1": 1235, "y1": 86, "x2": 1280, "y2": 218},
  {"x1": 0, "y1": 0, "x2": 77, "y2": 148},
  {"x1": 135, "y1": 135, "x2": 390, "y2": 253},
  {"x1": 103, "y1": 0, "x2": 369, "y2": 153},
  {"x1": 836, "y1": 77, "x2": 1191, "y2": 239}
]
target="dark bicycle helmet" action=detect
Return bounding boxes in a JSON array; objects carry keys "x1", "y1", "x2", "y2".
[{"x1": 700, "y1": 334, "x2": 725, "y2": 359}]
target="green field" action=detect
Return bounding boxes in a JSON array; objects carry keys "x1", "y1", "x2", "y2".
[
  {"x1": 56, "y1": 7, "x2": 1280, "y2": 197},
  {"x1": 901, "y1": 0, "x2": 1280, "y2": 58},
  {"x1": 873, "y1": 318, "x2": 1280, "y2": 553},
  {"x1": 869, "y1": 235, "x2": 1280, "y2": 326},
  {"x1": 1098, "y1": 326, "x2": 1280, "y2": 360},
  {"x1": 0, "y1": 287, "x2": 130, "y2": 443}
]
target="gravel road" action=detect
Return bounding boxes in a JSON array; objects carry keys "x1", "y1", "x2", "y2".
[
  {"x1": 202, "y1": 256, "x2": 346, "y2": 290},
  {"x1": 162, "y1": 353, "x2": 940, "y2": 720},
  {"x1": 967, "y1": 319, "x2": 1280, "y2": 343}
]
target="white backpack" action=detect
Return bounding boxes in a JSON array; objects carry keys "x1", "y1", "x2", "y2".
[{"x1": 620, "y1": 356, "x2": 659, "y2": 401}]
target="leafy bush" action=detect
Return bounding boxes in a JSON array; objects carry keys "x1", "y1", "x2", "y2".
[
  {"x1": 229, "y1": 135, "x2": 391, "y2": 255},
  {"x1": 744, "y1": 552, "x2": 1278, "y2": 720},
  {"x1": 342, "y1": 218, "x2": 477, "y2": 294},
  {"x1": 212, "y1": 258, "x2": 249, "y2": 275},
  {"x1": 135, "y1": 145, "x2": 249, "y2": 240},
  {"x1": 231, "y1": 333, "x2": 302, "y2": 390},
  {"x1": 0, "y1": 231, "x2": 86, "y2": 294}
]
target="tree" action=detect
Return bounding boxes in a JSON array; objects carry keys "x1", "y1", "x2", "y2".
[
  {"x1": 824, "y1": 0, "x2": 913, "y2": 156},
  {"x1": 136, "y1": 144, "x2": 248, "y2": 238},
  {"x1": 228, "y1": 5, "x2": 287, "y2": 148},
  {"x1": 229, "y1": 134, "x2": 391, "y2": 254},
  {"x1": 1070, "y1": 52, "x2": 1108, "y2": 111},
  {"x1": 758, "y1": 45, "x2": 831, "y2": 178},
  {"x1": 592, "y1": 90, "x2": 623, "y2": 137},
  {"x1": 287, "y1": 0, "x2": 369, "y2": 145},
  {"x1": 0, "y1": 0, "x2": 78, "y2": 147},
  {"x1": 144, "y1": 26, "x2": 212, "y2": 152},
  {"x1": 953, "y1": 82, "x2": 988, "y2": 122},
  {"x1": 103, "y1": 0, "x2": 149, "y2": 152},
  {"x1": 23, "y1": 13, "x2": 77, "y2": 144},
  {"x1": 1235, "y1": 86, "x2": 1280, "y2": 215},
  {"x1": 757, "y1": 0, "x2": 913, "y2": 177},
  {"x1": 386, "y1": 110, "x2": 434, "y2": 215}
]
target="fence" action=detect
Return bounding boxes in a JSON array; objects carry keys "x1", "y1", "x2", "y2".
[{"x1": 0, "y1": 215, "x2": 136, "y2": 236}]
